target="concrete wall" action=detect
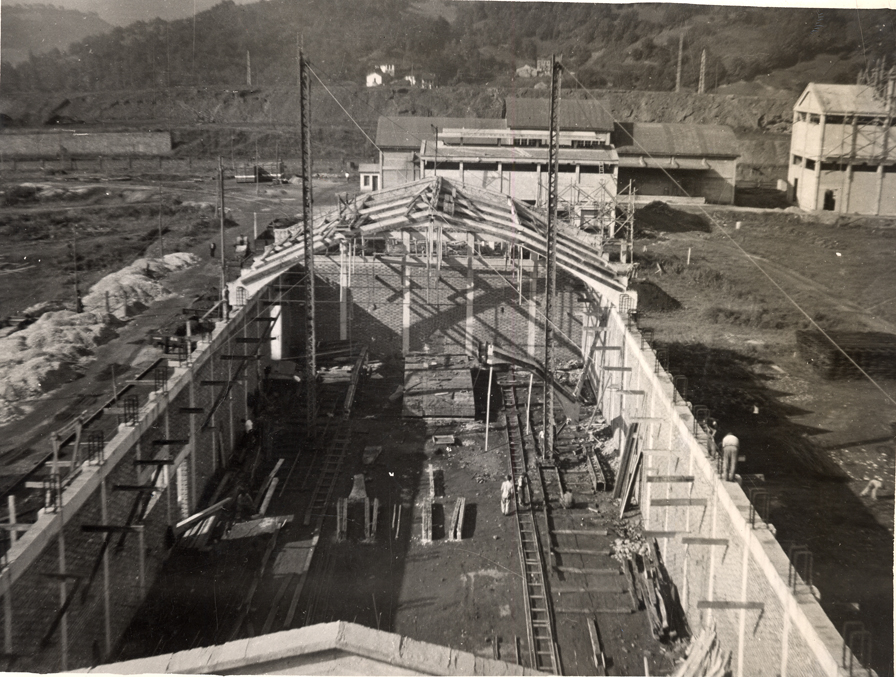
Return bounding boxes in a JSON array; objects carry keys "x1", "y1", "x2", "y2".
[
  {"x1": 0, "y1": 131, "x2": 171, "y2": 158},
  {"x1": 618, "y1": 159, "x2": 736, "y2": 204},
  {"x1": 587, "y1": 303, "x2": 868, "y2": 677},
  {"x1": 0, "y1": 298, "x2": 268, "y2": 672}
]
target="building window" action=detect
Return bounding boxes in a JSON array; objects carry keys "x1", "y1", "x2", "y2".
[
  {"x1": 827, "y1": 115, "x2": 845, "y2": 125},
  {"x1": 572, "y1": 140, "x2": 599, "y2": 149},
  {"x1": 792, "y1": 155, "x2": 803, "y2": 165},
  {"x1": 513, "y1": 138, "x2": 543, "y2": 147},
  {"x1": 805, "y1": 159, "x2": 816, "y2": 170},
  {"x1": 795, "y1": 112, "x2": 807, "y2": 123},
  {"x1": 809, "y1": 114, "x2": 821, "y2": 124},
  {"x1": 363, "y1": 175, "x2": 370, "y2": 187}
]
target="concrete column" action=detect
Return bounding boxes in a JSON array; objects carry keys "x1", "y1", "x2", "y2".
[
  {"x1": 498, "y1": 162, "x2": 504, "y2": 194},
  {"x1": 2, "y1": 576, "x2": 11, "y2": 656},
  {"x1": 459, "y1": 161, "x2": 464, "y2": 185},
  {"x1": 842, "y1": 164, "x2": 854, "y2": 214},
  {"x1": 736, "y1": 522, "x2": 752, "y2": 677},
  {"x1": 100, "y1": 479, "x2": 111, "y2": 655},
  {"x1": 188, "y1": 364, "x2": 197, "y2": 513},
  {"x1": 165, "y1": 400, "x2": 172, "y2": 524},
  {"x1": 402, "y1": 232, "x2": 411, "y2": 354},
  {"x1": 528, "y1": 256, "x2": 538, "y2": 357},
  {"x1": 228, "y1": 339, "x2": 235, "y2": 452},
  {"x1": 875, "y1": 164, "x2": 885, "y2": 215},
  {"x1": 465, "y1": 232, "x2": 475, "y2": 356},
  {"x1": 813, "y1": 115, "x2": 826, "y2": 210},
  {"x1": 536, "y1": 165, "x2": 542, "y2": 206},
  {"x1": 58, "y1": 513, "x2": 67, "y2": 670},
  {"x1": 339, "y1": 242, "x2": 348, "y2": 340},
  {"x1": 575, "y1": 164, "x2": 581, "y2": 185},
  {"x1": 705, "y1": 484, "x2": 719, "y2": 627}
]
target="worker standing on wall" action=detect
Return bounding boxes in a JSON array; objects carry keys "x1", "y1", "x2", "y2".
[
  {"x1": 500, "y1": 475, "x2": 515, "y2": 516},
  {"x1": 721, "y1": 432, "x2": 740, "y2": 481}
]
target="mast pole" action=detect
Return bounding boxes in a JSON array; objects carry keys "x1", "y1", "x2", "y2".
[
  {"x1": 543, "y1": 54, "x2": 562, "y2": 459},
  {"x1": 300, "y1": 50, "x2": 317, "y2": 437}
]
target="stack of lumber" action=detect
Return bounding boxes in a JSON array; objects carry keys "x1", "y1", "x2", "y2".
[
  {"x1": 797, "y1": 330, "x2": 896, "y2": 380},
  {"x1": 671, "y1": 623, "x2": 730, "y2": 677},
  {"x1": 629, "y1": 540, "x2": 688, "y2": 642}
]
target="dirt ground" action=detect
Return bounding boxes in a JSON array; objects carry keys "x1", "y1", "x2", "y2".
[{"x1": 631, "y1": 200, "x2": 896, "y2": 677}]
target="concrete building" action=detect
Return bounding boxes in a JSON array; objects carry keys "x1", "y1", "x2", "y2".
[
  {"x1": 373, "y1": 99, "x2": 739, "y2": 206},
  {"x1": 358, "y1": 162, "x2": 380, "y2": 191},
  {"x1": 788, "y1": 82, "x2": 896, "y2": 214},
  {"x1": 365, "y1": 71, "x2": 383, "y2": 88},
  {"x1": 515, "y1": 64, "x2": 538, "y2": 78}
]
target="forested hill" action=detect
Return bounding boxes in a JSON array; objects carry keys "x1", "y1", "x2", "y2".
[
  {"x1": 2, "y1": 0, "x2": 894, "y2": 94},
  {"x1": 1, "y1": 4, "x2": 111, "y2": 66}
]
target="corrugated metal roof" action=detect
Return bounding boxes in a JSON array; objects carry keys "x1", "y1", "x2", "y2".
[
  {"x1": 798, "y1": 83, "x2": 887, "y2": 116},
  {"x1": 376, "y1": 117, "x2": 507, "y2": 149},
  {"x1": 613, "y1": 122, "x2": 739, "y2": 158},
  {"x1": 504, "y1": 98, "x2": 614, "y2": 132},
  {"x1": 419, "y1": 143, "x2": 618, "y2": 164}
]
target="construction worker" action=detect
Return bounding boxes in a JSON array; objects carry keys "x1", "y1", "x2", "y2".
[
  {"x1": 500, "y1": 475, "x2": 515, "y2": 516},
  {"x1": 516, "y1": 474, "x2": 528, "y2": 506},
  {"x1": 209, "y1": 241, "x2": 216, "y2": 258},
  {"x1": 721, "y1": 432, "x2": 740, "y2": 481}
]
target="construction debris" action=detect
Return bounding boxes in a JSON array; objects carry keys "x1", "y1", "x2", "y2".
[{"x1": 670, "y1": 623, "x2": 730, "y2": 677}]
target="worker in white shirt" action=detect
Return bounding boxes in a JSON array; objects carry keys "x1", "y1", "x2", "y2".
[
  {"x1": 721, "y1": 433, "x2": 740, "y2": 481},
  {"x1": 500, "y1": 475, "x2": 515, "y2": 516}
]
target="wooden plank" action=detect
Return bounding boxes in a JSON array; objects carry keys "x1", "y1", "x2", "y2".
[
  {"x1": 587, "y1": 618, "x2": 607, "y2": 674},
  {"x1": 646, "y1": 475, "x2": 695, "y2": 483},
  {"x1": 173, "y1": 498, "x2": 234, "y2": 536},
  {"x1": 551, "y1": 529, "x2": 608, "y2": 536},
  {"x1": 552, "y1": 548, "x2": 607, "y2": 556},
  {"x1": 642, "y1": 531, "x2": 685, "y2": 539},
  {"x1": 556, "y1": 608, "x2": 633, "y2": 614},
  {"x1": 651, "y1": 498, "x2": 707, "y2": 507},
  {"x1": 152, "y1": 439, "x2": 190, "y2": 446},
  {"x1": 602, "y1": 366, "x2": 631, "y2": 371},
  {"x1": 618, "y1": 451, "x2": 642, "y2": 518},
  {"x1": 697, "y1": 601, "x2": 764, "y2": 610},
  {"x1": 81, "y1": 524, "x2": 143, "y2": 533},
  {"x1": 555, "y1": 567, "x2": 619, "y2": 575},
  {"x1": 681, "y1": 537, "x2": 729, "y2": 546}
]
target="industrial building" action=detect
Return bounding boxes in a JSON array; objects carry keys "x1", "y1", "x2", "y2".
[
  {"x1": 788, "y1": 80, "x2": 896, "y2": 215},
  {"x1": 0, "y1": 172, "x2": 871, "y2": 676},
  {"x1": 367, "y1": 98, "x2": 739, "y2": 207}
]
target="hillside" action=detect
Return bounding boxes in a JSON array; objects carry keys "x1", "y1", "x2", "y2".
[
  {"x1": 0, "y1": 84, "x2": 795, "y2": 169},
  {"x1": 1, "y1": 1, "x2": 893, "y2": 95},
  {"x1": 1, "y1": 4, "x2": 111, "y2": 65}
]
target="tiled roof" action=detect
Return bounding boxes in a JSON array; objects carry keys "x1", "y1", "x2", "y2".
[
  {"x1": 376, "y1": 117, "x2": 507, "y2": 149},
  {"x1": 505, "y1": 97, "x2": 614, "y2": 132},
  {"x1": 613, "y1": 122, "x2": 739, "y2": 158},
  {"x1": 797, "y1": 83, "x2": 888, "y2": 116}
]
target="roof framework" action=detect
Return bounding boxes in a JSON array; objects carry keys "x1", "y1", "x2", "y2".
[{"x1": 240, "y1": 177, "x2": 630, "y2": 296}]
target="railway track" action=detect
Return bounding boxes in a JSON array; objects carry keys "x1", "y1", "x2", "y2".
[{"x1": 499, "y1": 371, "x2": 560, "y2": 674}]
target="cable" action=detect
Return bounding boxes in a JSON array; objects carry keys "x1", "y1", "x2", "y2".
[
  {"x1": 307, "y1": 66, "x2": 382, "y2": 152},
  {"x1": 563, "y1": 68, "x2": 896, "y2": 409}
]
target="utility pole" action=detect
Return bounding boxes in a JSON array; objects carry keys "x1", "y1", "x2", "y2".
[
  {"x1": 699, "y1": 49, "x2": 706, "y2": 94},
  {"x1": 218, "y1": 157, "x2": 227, "y2": 319},
  {"x1": 69, "y1": 228, "x2": 82, "y2": 313},
  {"x1": 247, "y1": 50, "x2": 252, "y2": 87},
  {"x1": 299, "y1": 50, "x2": 317, "y2": 437},
  {"x1": 543, "y1": 55, "x2": 562, "y2": 460},
  {"x1": 676, "y1": 32, "x2": 684, "y2": 93}
]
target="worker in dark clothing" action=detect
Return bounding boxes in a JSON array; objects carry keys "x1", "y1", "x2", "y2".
[{"x1": 209, "y1": 241, "x2": 217, "y2": 258}]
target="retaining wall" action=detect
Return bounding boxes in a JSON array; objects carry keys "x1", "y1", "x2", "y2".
[
  {"x1": 0, "y1": 298, "x2": 269, "y2": 672},
  {"x1": 0, "y1": 131, "x2": 171, "y2": 158},
  {"x1": 589, "y1": 302, "x2": 868, "y2": 677}
]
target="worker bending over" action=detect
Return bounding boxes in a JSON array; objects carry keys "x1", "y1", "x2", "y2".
[
  {"x1": 721, "y1": 433, "x2": 740, "y2": 481},
  {"x1": 500, "y1": 475, "x2": 515, "y2": 516}
]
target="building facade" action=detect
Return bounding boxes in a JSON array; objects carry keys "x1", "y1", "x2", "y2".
[
  {"x1": 788, "y1": 82, "x2": 896, "y2": 215},
  {"x1": 373, "y1": 98, "x2": 739, "y2": 207}
]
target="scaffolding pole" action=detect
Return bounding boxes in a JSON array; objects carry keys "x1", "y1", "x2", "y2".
[
  {"x1": 543, "y1": 55, "x2": 562, "y2": 459},
  {"x1": 300, "y1": 50, "x2": 317, "y2": 437}
]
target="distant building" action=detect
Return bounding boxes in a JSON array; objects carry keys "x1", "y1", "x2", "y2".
[
  {"x1": 378, "y1": 63, "x2": 395, "y2": 76},
  {"x1": 536, "y1": 57, "x2": 552, "y2": 75},
  {"x1": 788, "y1": 82, "x2": 896, "y2": 214},
  {"x1": 402, "y1": 74, "x2": 417, "y2": 86},
  {"x1": 372, "y1": 98, "x2": 739, "y2": 206},
  {"x1": 515, "y1": 64, "x2": 538, "y2": 79},
  {"x1": 359, "y1": 162, "x2": 380, "y2": 191},
  {"x1": 366, "y1": 71, "x2": 383, "y2": 87}
]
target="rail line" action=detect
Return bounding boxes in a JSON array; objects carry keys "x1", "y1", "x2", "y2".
[{"x1": 499, "y1": 370, "x2": 560, "y2": 674}]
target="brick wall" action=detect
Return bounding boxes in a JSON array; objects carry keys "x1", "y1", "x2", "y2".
[
  {"x1": 590, "y1": 304, "x2": 866, "y2": 677},
  {"x1": 287, "y1": 255, "x2": 583, "y2": 362},
  {"x1": 0, "y1": 299, "x2": 267, "y2": 672}
]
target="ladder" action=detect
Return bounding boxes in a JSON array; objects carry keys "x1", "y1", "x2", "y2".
[
  {"x1": 302, "y1": 424, "x2": 352, "y2": 526},
  {"x1": 500, "y1": 373, "x2": 560, "y2": 674}
]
